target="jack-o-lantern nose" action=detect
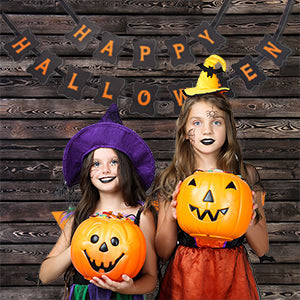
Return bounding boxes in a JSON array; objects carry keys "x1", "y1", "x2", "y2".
[
  {"x1": 100, "y1": 242, "x2": 108, "y2": 252},
  {"x1": 203, "y1": 190, "x2": 214, "y2": 202}
]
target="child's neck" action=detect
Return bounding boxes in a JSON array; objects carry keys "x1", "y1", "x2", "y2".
[
  {"x1": 195, "y1": 154, "x2": 218, "y2": 171},
  {"x1": 95, "y1": 191, "x2": 127, "y2": 212}
]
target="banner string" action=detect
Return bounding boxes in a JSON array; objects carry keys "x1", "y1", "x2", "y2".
[
  {"x1": 57, "y1": 0, "x2": 80, "y2": 24},
  {"x1": 274, "y1": 0, "x2": 294, "y2": 40},
  {"x1": 2, "y1": 12, "x2": 20, "y2": 36},
  {"x1": 211, "y1": 0, "x2": 232, "y2": 28},
  {"x1": 2, "y1": 1, "x2": 294, "y2": 113}
]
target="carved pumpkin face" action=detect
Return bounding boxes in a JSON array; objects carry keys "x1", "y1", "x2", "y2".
[
  {"x1": 71, "y1": 214, "x2": 146, "y2": 281},
  {"x1": 176, "y1": 171, "x2": 253, "y2": 242}
]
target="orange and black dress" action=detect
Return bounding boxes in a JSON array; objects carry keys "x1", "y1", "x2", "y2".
[
  {"x1": 159, "y1": 165, "x2": 266, "y2": 300},
  {"x1": 158, "y1": 230, "x2": 260, "y2": 300}
]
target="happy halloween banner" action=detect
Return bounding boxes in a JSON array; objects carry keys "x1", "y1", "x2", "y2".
[{"x1": 3, "y1": 0, "x2": 294, "y2": 116}]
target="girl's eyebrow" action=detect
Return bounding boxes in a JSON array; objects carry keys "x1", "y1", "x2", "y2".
[
  {"x1": 93, "y1": 157, "x2": 118, "y2": 161},
  {"x1": 189, "y1": 116, "x2": 203, "y2": 120}
]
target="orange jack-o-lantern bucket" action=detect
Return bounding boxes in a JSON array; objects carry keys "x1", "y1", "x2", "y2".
[
  {"x1": 176, "y1": 171, "x2": 253, "y2": 244},
  {"x1": 71, "y1": 212, "x2": 146, "y2": 281}
]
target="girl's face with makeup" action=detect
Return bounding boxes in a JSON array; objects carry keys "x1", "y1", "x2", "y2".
[
  {"x1": 185, "y1": 101, "x2": 226, "y2": 158},
  {"x1": 90, "y1": 148, "x2": 120, "y2": 193}
]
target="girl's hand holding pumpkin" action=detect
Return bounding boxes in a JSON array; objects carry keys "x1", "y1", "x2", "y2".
[
  {"x1": 167, "y1": 181, "x2": 182, "y2": 221},
  {"x1": 90, "y1": 274, "x2": 134, "y2": 293},
  {"x1": 248, "y1": 191, "x2": 258, "y2": 228}
]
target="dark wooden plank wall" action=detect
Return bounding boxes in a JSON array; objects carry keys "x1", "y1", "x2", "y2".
[{"x1": 0, "y1": 0, "x2": 299, "y2": 299}]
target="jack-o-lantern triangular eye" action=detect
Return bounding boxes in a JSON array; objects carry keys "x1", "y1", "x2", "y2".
[
  {"x1": 188, "y1": 178, "x2": 196, "y2": 186},
  {"x1": 226, "y1": 181, "x2": 236, "y2": 190}
]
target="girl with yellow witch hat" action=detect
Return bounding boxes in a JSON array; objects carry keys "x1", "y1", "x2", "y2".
[{"x1": 148, "y1": 55, "x2": 269, "y2": 300}]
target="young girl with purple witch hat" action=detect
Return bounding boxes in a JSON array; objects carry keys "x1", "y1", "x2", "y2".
[
  {"x1": 148, "y1": 55, "x2": 269, "y2": 300},
  {"x1": 39, "y1": 104, "x2": 157, "y2": 299}
]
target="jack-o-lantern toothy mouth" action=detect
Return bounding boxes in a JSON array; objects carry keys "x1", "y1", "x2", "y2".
[
  {"x1": 189, "y1": 204, "x2": 229, "y2": 222},
  {"x1": 84, "y1": 250, "x2": 125, "y2": 272}
]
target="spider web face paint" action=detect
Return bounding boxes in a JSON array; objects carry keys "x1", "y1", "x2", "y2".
[
  {"x1": 187, "y1": 128, "x2": 196, "y2": 144},
  {"x1": 206, "y1": 109, "x2": 219, "y2": 119}
]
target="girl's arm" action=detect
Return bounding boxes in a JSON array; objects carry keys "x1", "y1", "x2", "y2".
[
  {"x1": 155, "y1": 183, "x2": 180, "y2": 261},
  {"x1": 245, "y1": 189, "x2": 269, "y2": 257},
  {"x1": 39, "y1": 217, "x2": 73, "y2": 284},
  {"x1": 91, "y1": 208, "x2": 157, "y2": 294},
  {"x1": 245, "y1": 164, "x2": 269, "y2": 257}
]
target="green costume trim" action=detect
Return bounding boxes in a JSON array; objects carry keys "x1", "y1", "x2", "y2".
[
  {"x1": 73, "y1": 284, "x2": 89, "y2": 300},
  {"x1": 116, "y1": 294, "x2": 146, "y2": 300}
]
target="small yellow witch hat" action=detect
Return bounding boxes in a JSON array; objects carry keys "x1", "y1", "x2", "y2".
[{"x1": 184, "y1": 55, "x2": 230, "y2": 96}]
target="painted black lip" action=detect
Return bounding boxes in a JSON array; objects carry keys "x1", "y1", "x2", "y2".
[
  {"x1": 201, "y1": 138, "x2": 215, "y2": 145},
  {"x1": 84, "y1": 249, "x2": 125, "y2": 272},
  {"x1": 99, "y1": 176, "x2": 116, "y2": 183}
]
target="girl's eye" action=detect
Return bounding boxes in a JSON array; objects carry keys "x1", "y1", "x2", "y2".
[
  {"x1": 93, "y1": 161, "x2": 100, "y2": 167},
  {"x1": 111, "y1": 159, "x2": 118, "y2": 166},
  {"x1": 213, "y1": 120, "x2": 222, "y2": 126},
  {"x1": 194, "y1": 121, "x2": 201, "y2": 126}
]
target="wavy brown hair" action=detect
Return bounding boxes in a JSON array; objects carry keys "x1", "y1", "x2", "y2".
[
  {"x1": 150, "y1": 93, "x2": 247, "y2": 202},
  {"x1": 63, "y1": 148, "x2": 147, "y2": 297}
]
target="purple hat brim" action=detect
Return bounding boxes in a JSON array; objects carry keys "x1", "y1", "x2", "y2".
[{"x1": 63, "y1": 122, "x2": 155, "y2": 190}]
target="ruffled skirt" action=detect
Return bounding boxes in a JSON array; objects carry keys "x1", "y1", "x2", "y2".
[
  {"x1": 159, "y1": 245, "x2": 259, "y2": 300},
  {"x1": 68, "y1": 284, "x2": 145, "y2": 300}
]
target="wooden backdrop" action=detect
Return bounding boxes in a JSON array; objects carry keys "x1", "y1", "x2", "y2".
[{"x1": 1, "y1": 0, "x2": 299, "y2": 299}]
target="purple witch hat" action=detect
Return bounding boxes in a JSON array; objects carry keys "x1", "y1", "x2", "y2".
[{"x1": 63, "y1": 104, "x2": 155, "y2": 190}]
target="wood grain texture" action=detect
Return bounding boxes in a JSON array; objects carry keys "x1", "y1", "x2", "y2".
[
  {"x1": 1, "y1": 286, "x2": 299, "y2": 300},
  {"x1": 1, "y1": 77, "x2": 299, "y2": 98},
  {"x1": 253, "y1": 264, "x2": 300, "y2": 285},
  {"x1": 1, "y1": 34, "x2": 299, "y2": 57},
  {"x1": 1, "y1": 242, "x2": 298, "y2": 264},
  {"x1": 1, "y1": 0, "x2": 299, "y2": 14},
  {"x1": 1, "y1": 14, "x2": 299, "y2": 35},
  {"x1": 1, "y1": 222, "x2": 299, "y2": 244},
  {"x1": 0, "y1": 0, "x2": 299, "y2": 298},
  {"x1": 1, "y1": 119, "x2": 299, "y2": 139},
  {"x1": 1, "y1": 200, "x2": 298, "y2": 222},
  {"x1": 1, "y1": 263, "x2": 299, "y2": 286},
  {"x1": 1, "y1": 57, "x2": 299, "y2": 77},
  {"x1": 1, "y1": 159, "x2": 299, "y2": 180},
  {"x1": 1, "y1": 139, "x2": 298, "y2": 160},
  {"x1": 0, "y1": 98, "x2": 299, "y2": 119},
  {"x1": 0, "y1": 286, "x2": 65, "y2": 300},
  {"x1": 1, "y1": 179, "x2": 298, "y2": 201}
]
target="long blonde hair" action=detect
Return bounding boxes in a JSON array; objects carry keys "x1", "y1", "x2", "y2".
[{"x1": 151, "y1": 93, "x2": 247, "y2": 201}]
